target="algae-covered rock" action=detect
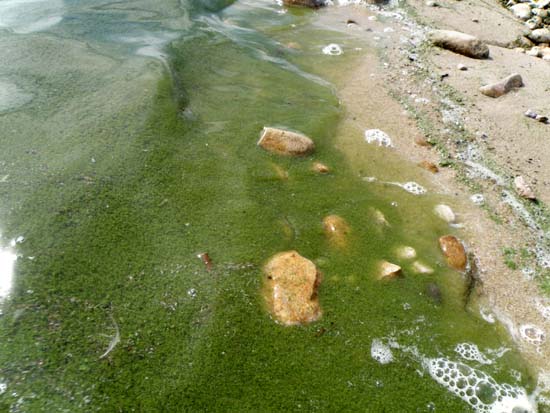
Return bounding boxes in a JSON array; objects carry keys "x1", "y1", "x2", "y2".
[
  {"x1": 323, "y1": 215, "x2": 350, "y2": 250},
  {"x1": 263, "y1": 251, "x2": 322, "y2": 326},
  {"x1": 439, "y1": 235, "x2": 467, "y2": 271},
  {"x1": 430, "y1": 30, "x2": 490, "y2": 59},
  {"x1": 258, "y1": 127, "x2": 315, "y2": 156}
]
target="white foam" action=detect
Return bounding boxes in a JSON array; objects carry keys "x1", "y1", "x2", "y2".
[
  {"x1": 519, "y1": 324, "x2": 545, "y2": 346},
  {"x1": 479, "y1": 307, "x2": 496, "y2": 324},
  {"x1": 471, "y1": 194, "x2": 485, "y2": 205},
  {"x1": 0, "y1": 239, "x2": 17, "y2": 300},
  {"x1": 454, "y1": 343, "x2": 492, "y2": 365},
  {"x1": 364, "y1": 129, "x2": 393, "y2": 147},
  {"x1": 371, "y1": 339, "x2": 394, "y2": 364},
  {"x1": 401, "y1": 181, "x2": 426, "y2": 195},
  {"x1": 322, "y1": 43, "x2": 343, "y2": 56},
  {"x1": 425, "y1": 357, "x2": 536, "y2": 413}
]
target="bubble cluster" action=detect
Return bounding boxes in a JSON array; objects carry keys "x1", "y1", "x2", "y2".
[
  {"x1": 364, "y1": 129, "x2": 393, "y2": 147},
  {"x1": 455, "y1": 343, "x2": 492, "y2": 365},
  {"x1": 322, "y1": 43, "x2": 343, "y2": 56},
  {"x1": 471, "y1": 194, "x2": 485, "y2": 205},
  {"x1": 371, "y1": 339, "x2": 394, "y2": 364},
  {"x1": 401, "y1": 181, "x2": 427, "y2": 195},
  {"x1": 425, "y1": 357, "x2": 535, "y2": 413},
  {"x1": 519, "y1": 324, "x2": 545, "y2": 346}
]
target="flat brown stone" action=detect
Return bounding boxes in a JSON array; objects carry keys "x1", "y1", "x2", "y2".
[
  {"x1": 258, "y1": 127, "x2": 315, "y2": 157},
  {"x1": 418, "y1": 160, "x2": 439, "y2": 173},
  {"x1": 439, "y1": 235, "x2": 467, "y2": 271},
  {"x1": 263, "y1": 251, "x2": 322, "y2": 326}
]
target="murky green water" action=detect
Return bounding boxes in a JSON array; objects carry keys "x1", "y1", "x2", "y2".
[{"x1": 0, "y1": 0, "x2": 540, "y2": 411}]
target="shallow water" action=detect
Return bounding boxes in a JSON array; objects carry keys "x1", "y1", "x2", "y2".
[{"x1": 0, "y1": 0, "x2": 541, "y2": 411}]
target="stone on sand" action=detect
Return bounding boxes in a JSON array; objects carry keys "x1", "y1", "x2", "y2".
[
  {"x1": 258, "y1": 127, "x2": 315, "y2": 156},
  {"x1": 479, "y1": 74, "x2": 524, "y2": 98},
  {"x1": 430, "y1": 30, "x2": 490, "y2": 59},
  {"x1": 263, "y1": 251, "x2": 322, "y2": 326},
  {"x1": 528, "y1": 28, "x2": 550, "y2": 44},
  {"x1": 514, "y1": 176, "x2": 537, "y2": 200}
]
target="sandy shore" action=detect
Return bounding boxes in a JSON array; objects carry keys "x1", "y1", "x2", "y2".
[{"x1": 313, "y1": 0, "x2": 550, "y2": 382}]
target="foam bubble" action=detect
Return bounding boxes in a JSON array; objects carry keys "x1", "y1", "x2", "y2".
[
  {"x1": 401, "y1": 182, "x2": 426, "y2": 195},
  {"x1": 471, "y1": 194, "x2": 485, "y2": 205},
  {"x1": 322, "y1": 44, "x2": 343, "y2": 56},
  {"x1": 455, "y1": 343, "x2": 492, "y2": 365},
  {"x1": 371, "y1": 339, "x2": 394, "y2": 364},
  {"x1": 364, "y1": 129, "x2": 393, "y2": 147},
  {"x1": 479, "y1": 307, "x2": 496, "y2": 324},
  {"x1": 519, "y1": 324, "x2": 545, "y2": 346},
  {"x1": 425, "y1": 357, "x2": 535, "y2": 413}
]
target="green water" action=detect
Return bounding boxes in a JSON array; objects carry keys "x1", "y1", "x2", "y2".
[{"x1": 0, "y1": 0, "x2": 538, "y2": 411}]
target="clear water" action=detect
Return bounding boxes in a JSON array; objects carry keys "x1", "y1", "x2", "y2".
[{"x1": 0, "y1": 0, "x2": 540, "y2": 411}]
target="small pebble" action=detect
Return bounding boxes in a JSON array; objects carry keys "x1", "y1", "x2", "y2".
[{"x1": 457, "y1": 63, "x2": 468, "y2": 71}]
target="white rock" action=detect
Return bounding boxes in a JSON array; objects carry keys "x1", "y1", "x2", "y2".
[
  {"x1": 528, "y1": 28, "x2": 550, "y2": 44},
  {"x1": 396, "y1": 246, "x2": 417, "y2": 260},
  {"x1": 434, "y1": 204, "x2": 456, "y2": 223},
  {"x1": 511, "y1": 3, "x2": 533, "y2": 21},
  {"x1": 412, "y1": 261, "x2": 434, "y2": 274}
]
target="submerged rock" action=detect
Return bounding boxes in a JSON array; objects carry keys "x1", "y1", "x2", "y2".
[
  {"x1": 263, "y1": 251, "x2": 322, "y2": 326},
  {"x1": 258, "y1": 127, "x2": 315, "y2": 156},
  {"x1": 434, "y1": 204, "x2": 456, "y2": 223},
  {"x1": 378, "y1": 261, "x2": 402, "y2": 280},
  {"x1": 412, "y1": 261, "x2": 434, "y2": 274},
  {"x1": 396, "y1": 246, "x2": 417, "y2": 260},
  {"x1": 480, "y1": 74, "x2": 523, "y2": 98},
  {"x1": 312, "y1": 162, "x2": 330, "y2": 174},
  {"x1": 430, "y1": 30, "x2": 490, "y2": 59},
  {"x1": 439, "y1": 235, "x2": 467, "y2": 271},
  {"x1": 371, "y1": 208, "x2": 390, "y2": 227},
  {"x1": 425, "y1": 282, "x2": 443, "y2": 305},
  {"x1": 323, "y1": 215, "x2": 350, "y2": 250}
]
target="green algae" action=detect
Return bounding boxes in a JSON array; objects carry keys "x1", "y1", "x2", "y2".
[{"x1": 0, "y1": 1, "x2": 538, "y2": 412}]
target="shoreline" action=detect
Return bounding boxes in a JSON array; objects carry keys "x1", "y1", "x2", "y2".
[{"x1": 314, "y1": 0, "x2": 550, "y2": 382}]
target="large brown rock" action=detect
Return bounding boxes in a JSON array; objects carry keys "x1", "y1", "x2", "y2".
[
  {"x1": 439, "y1": 235, "x2": 467, "y2": 271},
  {"x1": 263, "y1": 251, "x2": 322, "y2": 326},
  {"x1": 258, "y1": 127, "x2": 315, "y2": 156},
  {"x1": 323, "y1": 215, "x2": 350, "y2": 250},
  {"x1": 430, "y1": 30, "x2": 490, "y2": 59}
]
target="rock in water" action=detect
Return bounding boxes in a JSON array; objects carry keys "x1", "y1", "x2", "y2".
[
  {"x1": 396, "y1": 246, "x2": 417, "y2": 260},
  {"x1": 312, "y1": 162, "x2": 330, "y2": 174},
  {"x1": 434, "y1": 204, "x2": 456, "y2": 223},
  {"x1": 425, "y1": 283, "x2": 443, "y2": 305},
  {"x1": 258, "y1": 127, "x2": 315, "y2": 156},
  {"x1": 514, "y1": 176, "x2": 537, "y2": 200},
  {"x1": 378, "y1": 261, "x2": 402, "y2": 280},
  {"x1": 412, "y1": 261, "x2": 434, "y2": 274},
  {"x1": 323, "y1": 215, "x2": 350, "y2": 250},
  {"x1": 480, "y1": 74, "x2": 523, "y2": 98},
  {"x1": 439, "y1": 235, "x2": 467, "y2": 271},
  {"x1": 263, "y1": 251, "x2": 322, "y2": 326},
  {"x1": 430, "y1": 30, "x2": 490, "y2": 59}
]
